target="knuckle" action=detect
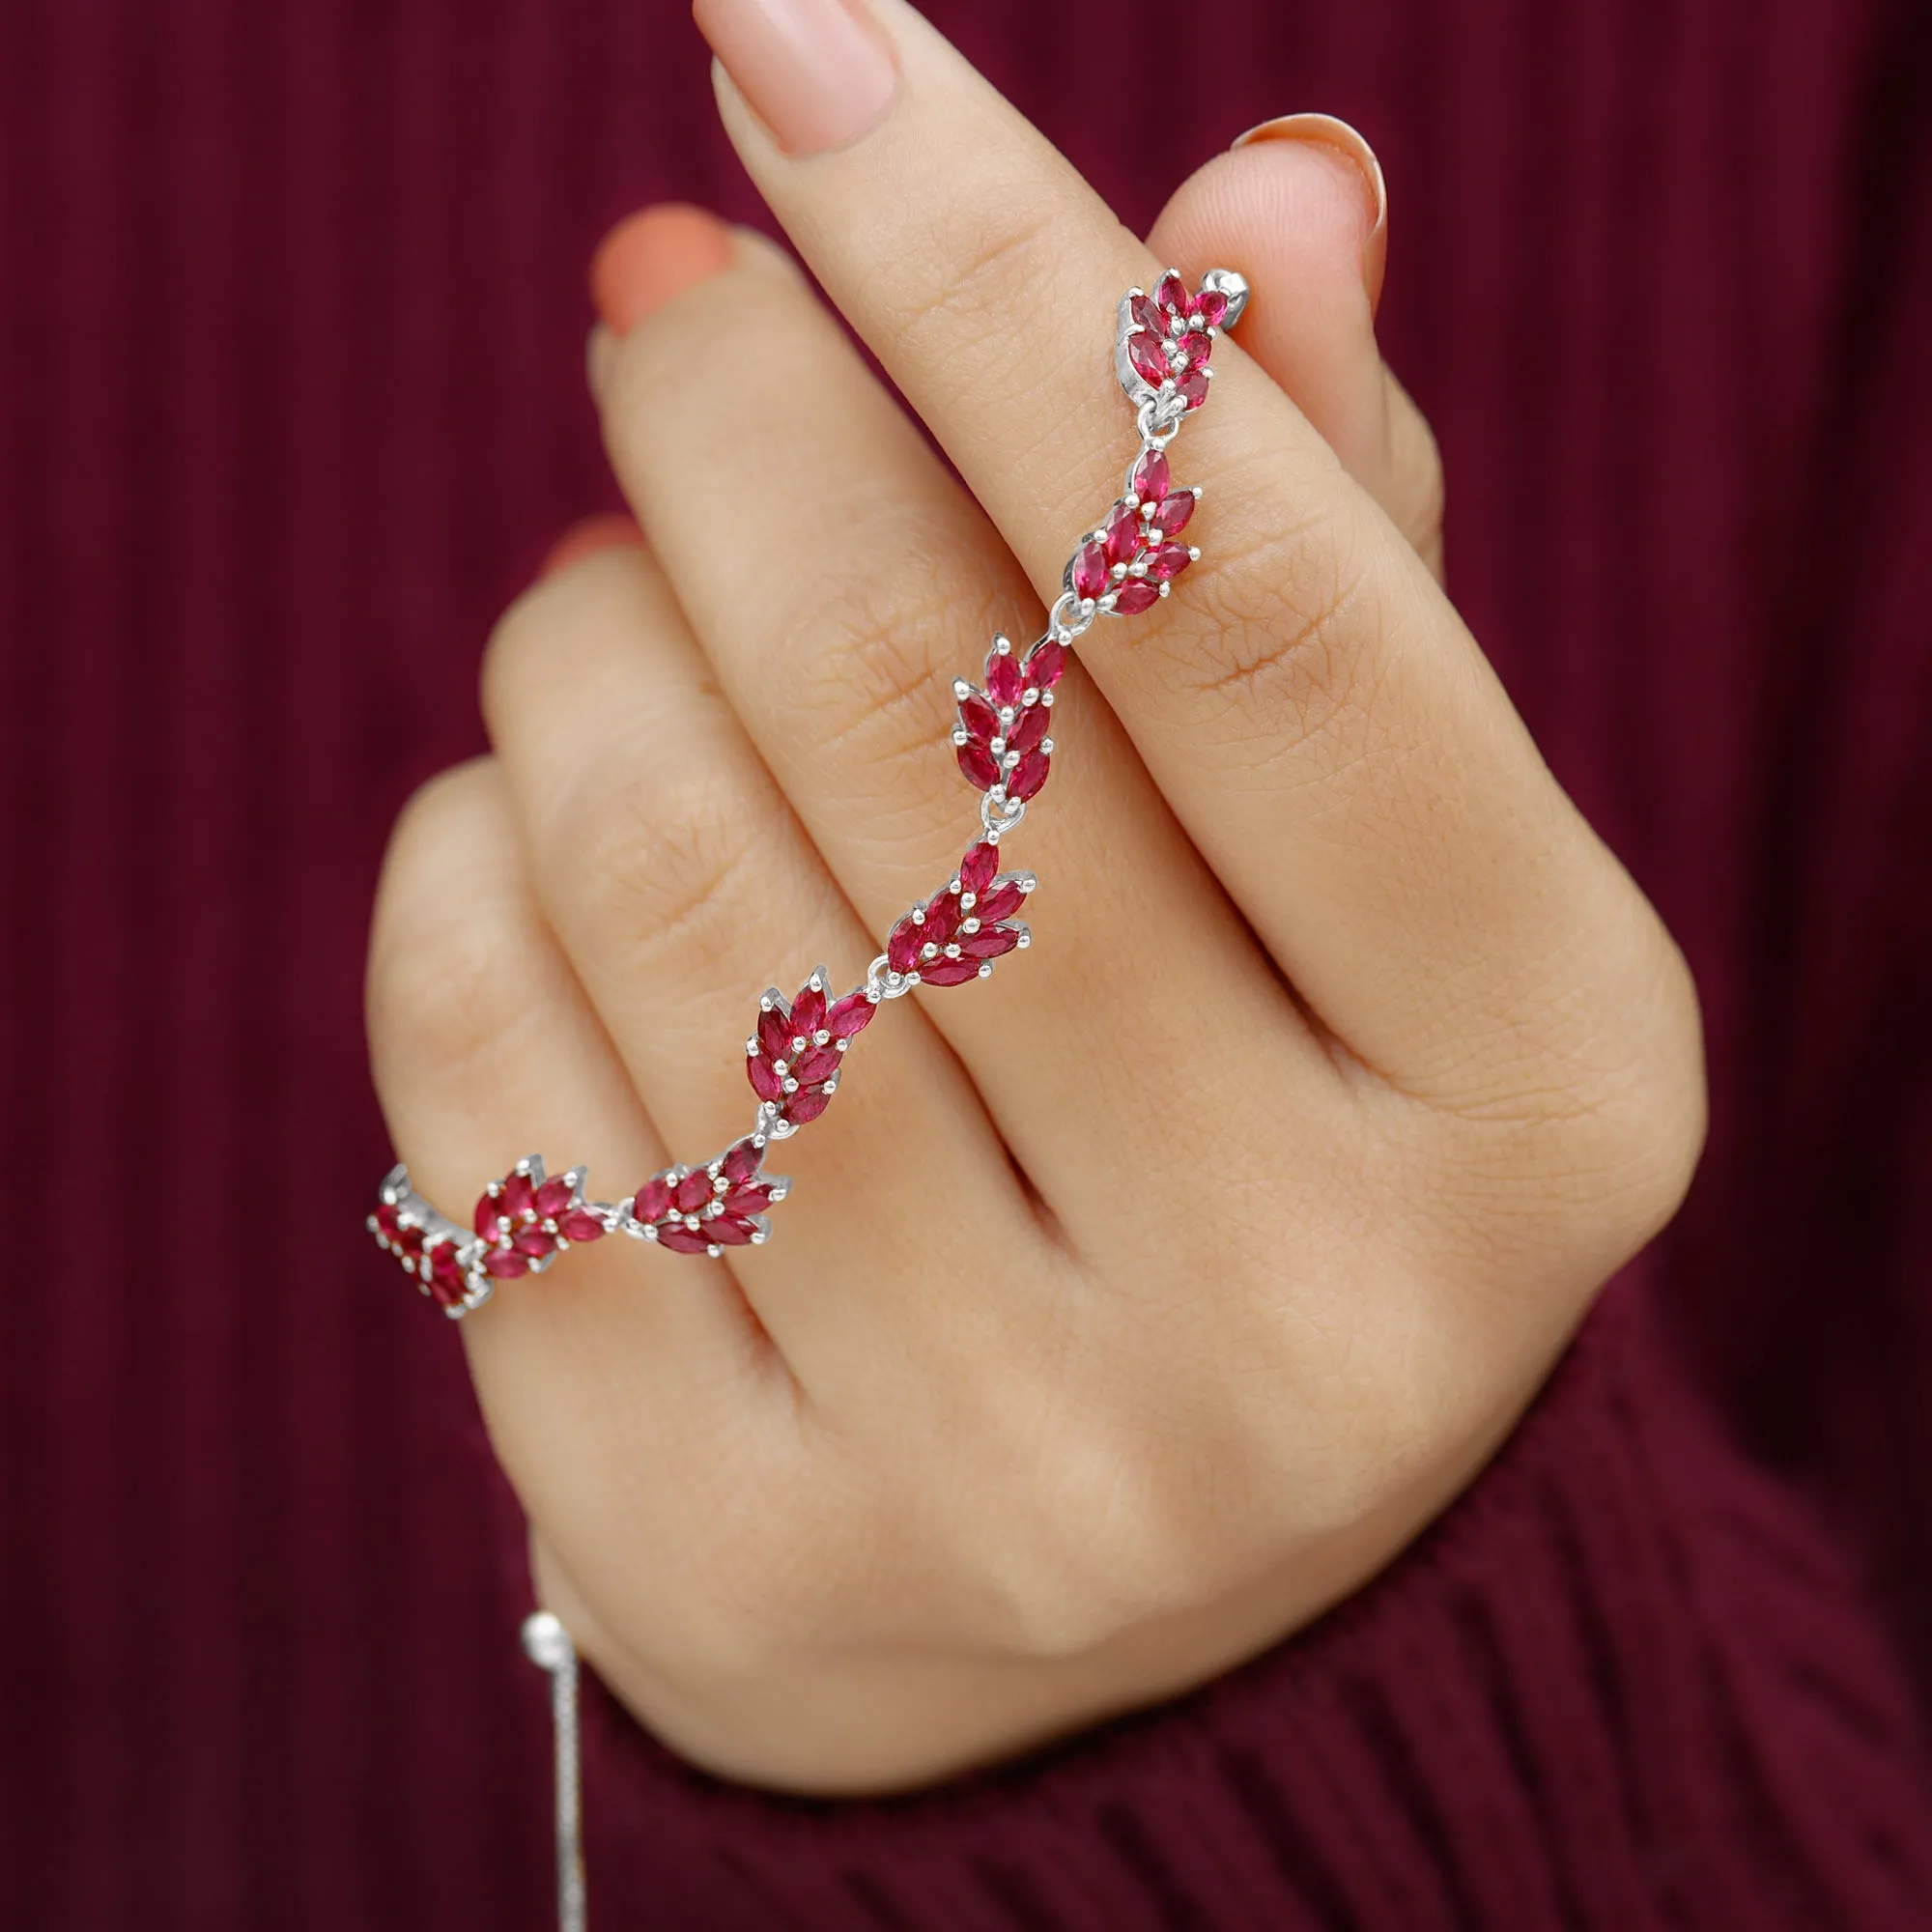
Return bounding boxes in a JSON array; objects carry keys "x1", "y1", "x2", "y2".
[
  {"x1": 1172, "y1": 499, "x2": 1387, "y2": 763},
  {"x1": 790, "y1": 541, "x2": 1013, "y2": 794},
  {"x1": 542, "y1": 747, "x2": 769, "y2": 973},
  {"x1": 368, "y1": 767, "x2": 532, "y2": 1088},
  {"x1": 874, "y1": 202, "x2": 1076, "y2": 406}
]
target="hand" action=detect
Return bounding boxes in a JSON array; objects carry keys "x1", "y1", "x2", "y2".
[{"x1": 367, "y1": 0, "x2": 1704, "y2": 1794}]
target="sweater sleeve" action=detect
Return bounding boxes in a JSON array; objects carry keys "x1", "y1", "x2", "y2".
[{"x1": 578, "y1": 1269, "x2": 1932, "y2": 1930}]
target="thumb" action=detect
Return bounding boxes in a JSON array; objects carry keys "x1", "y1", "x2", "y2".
[{"x1": 1148, "y1": 115, "x2": 1444, "y2": 578}]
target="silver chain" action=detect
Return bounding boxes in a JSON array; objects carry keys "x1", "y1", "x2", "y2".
[{"x1": 522, "y1": 1612, "x2": 587, "y2": 1932}]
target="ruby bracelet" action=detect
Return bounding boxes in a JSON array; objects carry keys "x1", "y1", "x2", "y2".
[{"x1": 371, "y1": 266, "x2": 1248, "y2": 1316}]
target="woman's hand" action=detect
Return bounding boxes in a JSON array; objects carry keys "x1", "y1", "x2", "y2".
[{"x1": 366, "y1": 0, "x2": 1703, "y2": 1794}]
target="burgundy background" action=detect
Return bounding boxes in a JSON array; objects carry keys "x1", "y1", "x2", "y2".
[{"x1": 5, "y1": 0, "x2": 1931, "y2": 1924}]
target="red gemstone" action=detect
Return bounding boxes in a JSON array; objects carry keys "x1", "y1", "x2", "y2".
[
  {"x1": 786, "y1": 1086, "x2": 833, "y2": 1125},
  {"x1": 1024, "y1": 639, "x2": 1065, "y2": 690},
  {"x1": 1009, "y1": 704, "x2": 1048, "y2": 756},
  {"x1": 887, "y1": 917, "x2": 922, "y2": 975},
  {"x1": 791, "y1": 1043, "x2": 840, "y2": 1084},
  {"x1": 1148, "y1": 543, "x2": 1192, "y2": 581},
  {"x1": 1103, "y1": 501, "x2": 1143, "y2": 566},
  {"x1": 1130, "y1": 448, "x2": 1170, "y2": 504},
  {"x1": 557, "y1": 1209, "x2": 605, "y2": 1243},
  {"x1": 960, "y1": 841, "x2": 1000, "y2": 895},
  {"x1": 1174, "y1": 328, "x2": 1211, "y2": 368},
  {"x1": 1009, "y1": 748, "x2": 1050, "y2": 802},
  {"x1": 673, "y1": 1170, "x2": 713, "y2": 1213},
  {"x1": 501, "y1": 1170, "x2": 535, "y2": 1218},
  {"x1": 635, "y1": 1176, "x2": 674, "y2": 1222},
  {"x1": 1126, "y1": 331, "x2": 1170, "y2": 385},
  {"x1": 757, "y1": 1006, "x2": 791, "y2": 1061},
  {"x1": 482, "y1": 1248, "x2": 528, "y2": 1280},
  {"x1": 827, "y1": 990, "x2": 875, "y2": 1038},
  {"x1": 1149, "y1": 490, "x2": 1194, "y2": 538},
  {"x1": 791, "y1": 981, "x2": 827, "y2": 1037},
  {"x1": 922, "y1": 894, "x2": 961, "y2": 947},
  {"x1": 748, "y1": 1054, "x2": 785, "y2": 1102},
  {"x1": 513, "y1": 1228, "x2": 557, "y2": 1260},
  {"x1": 1071, "y1": 539, "x2": 1109, "y2": 601},
  {"x1": 958, "y1": 925, "x2": 1020, "y2": 958},
  {"x1": 1114, "y1": 582, "x2": 1160, "y2": 613},
  {"x1": 1193, "y1": 287, "x2": 1229, "y2": 327},
  {"x1": 428, "y1": 1244, "x2": 470, "y2": 1306},
  {"x1": 658, "y1": 1225, "x2": 713, "y2": 1254},
  {"x1": 958, "y1": 693, "x2": 999, "y2": 745},
  {"x1": 919, "y1": 957, "x2": 981, "y2": 986},
  {"x1": 986, "y1": 649, "x2": 1024, "y2": 707},
  {"x1": 706, "y1": 1215, "x2": 755, "y2": 1246},
  {"x1": 398, "y1": 1225, "x2": 425, "y2": 1258},
  {"x1": 1128, "y1": 292, "x2": 1162, "y2": 334},
  {"x1": 1178, "y1": 367, "x2": 1209, "y2": 410},
  {"x1": 375, "y1": 1202, "x2": 402, "y2": 1240},
  {"x1": 1153, "y1": 270, "x2": 1188, "y2": 316},
  {"x1": 975, "y1": 879, "x2": 1028, "y2": 923},
  {"x1": 721, "y1": 1138, "x2": 763, "y2": 1185},
  {"x1": 957, "y1": 739, "x2": 1000, "y2": 790},
  {"x1": 473, "y1": 1193, "x2": 504, "y2": 1240},
  {"x1": 722, "y1": 1184, "x2": 775, "y2": 1216},
  {"x1": 533, "y1": 1177, "x2": 572, "y2": 1218}
]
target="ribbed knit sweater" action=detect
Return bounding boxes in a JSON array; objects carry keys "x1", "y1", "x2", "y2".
[{"x1": 5, "y1": 0, "x2": 1931, "y2": 1924}]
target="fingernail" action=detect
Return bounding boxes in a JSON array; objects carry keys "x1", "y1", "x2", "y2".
[
  {"x1": 1231, "y1": 112, "x2": 1388, "y2": 312},
  {"x1": 537, "y1": 515, "x2": 646, "y2": 582},
  {"x1": 589, "y1": 203, "x2": 734, "y2": 337},
  {"x1": 693, "y1": 0, "x2": 898, "y2": 157}
]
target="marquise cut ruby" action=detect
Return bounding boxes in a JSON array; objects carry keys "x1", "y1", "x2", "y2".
[
  {"x1": 920, "y1": 958, "x2": 981, "y2": 986},
  {"x1": 1072, "y1": 539, "x2": 1109, "y2": 601},
  {"x1": 791, "y1": 982, "x2": 827, "y2": 1037},
  {"x1": 721, "y1": 1138, "x2": 763, "y2": 1185},
  {"x1": 533, "y1": 1177, "x2": 572, "y2": 1218},
  {"x1": 474, "y1": 1192, "x2": 504, "y2": 1240},
  {"x1": 429, "y1": 1243, "x2": 471, "y2": 1305},
  {"x1": 1024, "y1": 639, "x2": 1065, "y2": 689},
  {"x1": 986, "y1": 650, "x2": 1024, "y2": 707},
  {"x1": 975, "y1": 879, "x2": 1028, "y2": 923},
  {"x1": 959, "y1": 841, "x2": 999, "y2": 895},
  {"x1": 791, "y1": 1043, "x2": 839, "y2": 1085},
  {"x1": 1114, "y1": 582, "x2": 1160, "y2": 614},
  {"x1": 635, "y1": 1176, "x2": 674, "y2": 1222},
  {"x1": 1126, "y1": 332, "x2": 1170, "y2": 385},
  {"x1": 556, "y1": 1208, "x2": 605, "y2": 1243},
  {"x1": 748, "y1": 1055, "x2": 785, "y2": 1102},
  {"x1": 1178, "y1": 367, "x2": 1209, "y2": 410},
  {"x1": 1130, "y1": 448, "x2": 1170, "y2": 504},
  {"x1": 658, "y1": 1225, "x2": 713, "y2": 1255},
  {"x1": 1193, "y1": 287, "x2": 1229, "y2": 327},
  {"x1": 1008, "y1": 704, "x2": 1048, "y2": 756},
  {"x1": 706, "y1": 1216, "x2": 755, "y2": 1246},
  {"x1": 1148, "y1": 543, "x2": 1192, "y2": 581},
  {"x1": 958, "y1": 925, "x2": 1020, "y2": 958},
  {"x1": 956, "y1": 739, "x2": 1000, "y2": 790},
  {"x1": 756, "y1": 1006, "x2": 791, "y2": 1061},
  {"x1": 827, "y1": 990, "x2": 875, "y2": 1038},
  {"x1": 1149, "y1": 490, "x2": 1193, "y2": 538},
  {"x1": 1103, "y1": 501, "x2": 1143, "y2": 566},
  {"x1": 922, "y1": 894, "x2": 961, "y2": 948},
  {"x1": 1009, "y1": 748, "x2": 1050, "y2": 802},
  {"x1": 672, "y1": 1170, "x2": 713, "y2": 1213},
  {"x1": 786, "y1": 1087, "x2": 833, "y2": 1125},
  {"x1": 958, "y1": 693, "x2": 998, "y2": 745},
  {"x1": 482, "y1": 1248, "x2": 527, "y2": 1281},
  {"x1": 887, "y1": 918, "x2": 922, "y2": 975},
  {"x1": 1153, "y1": 270, "x2": 1188, "y2": 315},
  {"x1": 501, "y1": 1170, "x2": 535, "y2": 1218}
]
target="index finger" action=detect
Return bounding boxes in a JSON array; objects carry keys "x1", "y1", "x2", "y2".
[{"x1": 691, "y1": 0, "x2": 1683, "y2": 1121}]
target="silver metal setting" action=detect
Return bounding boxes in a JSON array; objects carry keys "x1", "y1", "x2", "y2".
[{"x1": 521, "y1": 1611, "x2": 586, "y2": 1932}]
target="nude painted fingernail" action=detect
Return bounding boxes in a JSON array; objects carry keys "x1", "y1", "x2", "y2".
[
  {"x1": 590, "y1": 203, "x2": 734, "y2": 337},
  {"x1": 693, "y1": 0, "x2": 898, "y2": 156},
  {"x1": 1232, "y1": 112, "x2": 1388, "y2": 312},
  {"x1": 537, "y1": 515, "x2": 646, "y2": 582}
]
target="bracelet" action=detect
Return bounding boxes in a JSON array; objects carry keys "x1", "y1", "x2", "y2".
[{"x1": 372, "y1": 267, "x2": 1248, "y2": 1316}]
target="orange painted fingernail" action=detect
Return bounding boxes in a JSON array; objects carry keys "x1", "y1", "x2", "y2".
[
  {"x1": 537, "y1": 514, "x2": 646, "y2": 582},
  {"x1": 1232, "y1": 113, "x2": 1388, "y2": 313},
  {"x1": 693, "y1": 0, "x2": 898, "y2": 157},
  {"x1": 589, "y1": 203, "x2": 734, "y2": 336}
]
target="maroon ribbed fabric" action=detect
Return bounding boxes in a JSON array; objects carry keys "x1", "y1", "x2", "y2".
[{"x1": 4, "y1": 0, "x2": 1930, "y2": 1925}]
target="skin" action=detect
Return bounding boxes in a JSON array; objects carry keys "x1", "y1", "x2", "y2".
[{"x1": 366, "y1": 0, "x2": 1705, "y2": 1796}]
